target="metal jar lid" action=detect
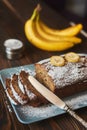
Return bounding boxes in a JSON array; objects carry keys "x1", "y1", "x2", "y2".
[{"x1": 4, "y1": 39, "x2": 24, "y2": 60}]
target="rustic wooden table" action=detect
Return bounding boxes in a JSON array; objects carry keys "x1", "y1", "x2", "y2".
[{"x1": 0, "y1": 0, "x2": 87, "y2": 130}]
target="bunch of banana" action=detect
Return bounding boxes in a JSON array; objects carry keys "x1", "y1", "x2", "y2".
[{"x1": 24, "y1": 4, "x2": 83, "y2": 51}]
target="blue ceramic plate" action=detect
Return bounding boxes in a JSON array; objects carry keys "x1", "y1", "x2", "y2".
[{"x1": 0, "y1": 62, "x2": 87, "y2": 124}]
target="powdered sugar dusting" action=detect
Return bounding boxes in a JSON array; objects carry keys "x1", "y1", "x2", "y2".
[
  {"x1": 40, "y1": 56, "x2": 87, "y2": 88},
  {"x1": 18, "y1": 76, "x2": 25, "y2": 94},
  {"x1": 24, "y1": 85, "x2": 36, "y2": 100},
  {"x1": 65, "y1": 91, "x2": 87, "y2": 109},
  {"x1": 19, "y1": 104, "x2": 58, "y2": 118},
  {"x1": 5, "y1": 89, "x2": 17, "y2": 105},
  {"x1": 10, "y1": 83, "x2": 27, "y2": 105},
  {"x1": 17, "y1": 91, "x2": 87, "y2": 121}
]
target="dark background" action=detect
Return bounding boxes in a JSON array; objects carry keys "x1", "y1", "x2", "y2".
[
  {"x1": 42, "y1": 0, "x2": 87, "y2": 31},
  {"x1": 43, "y1": 0, "x2": 87, "y2": 17}
]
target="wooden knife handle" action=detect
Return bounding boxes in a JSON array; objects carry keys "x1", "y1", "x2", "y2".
[{"x1": 64, "y1": 105, "x2": 87, "y2": 128}]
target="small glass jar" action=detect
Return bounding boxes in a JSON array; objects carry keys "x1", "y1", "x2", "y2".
[{"x1": 4, "y1": 39, "x2": 24, "y2": 60}]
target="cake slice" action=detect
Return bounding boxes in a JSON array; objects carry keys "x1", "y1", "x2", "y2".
[
  {"x1": 6, "y1": 78, "x2": 19, "y2": 105},
  {"x1": 6, "y1": 77, "x2": 28, "y2": 105},
  {"x1": 19, "y1": 70, "x2": 48, "y2": 105},
  {"x1": 5, "y1": 70, "x2": 48, "y2": 106}
]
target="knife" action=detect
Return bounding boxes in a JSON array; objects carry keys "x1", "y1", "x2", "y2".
[{"x1": 28, "y1": 76, "x2": 87, "y2": 128}]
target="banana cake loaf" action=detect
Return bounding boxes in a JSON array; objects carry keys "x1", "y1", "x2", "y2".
[
  {"x1": 35, "y1": 52, "x2": 87, "y2": 98},
  {"x1": 5, "y1": 52, "x2": 87, "y2": 106}
]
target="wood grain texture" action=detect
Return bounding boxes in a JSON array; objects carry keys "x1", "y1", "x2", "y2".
[{"x1": 0, "y1": 0, "x2": 87, "y2": 129}]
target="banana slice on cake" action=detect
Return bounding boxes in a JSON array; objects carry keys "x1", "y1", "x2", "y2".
[
  {"x1": 50, "y1": 56, "x2": 65, "y2": 66},
  {"x1": 65, "y1": 52, "x2": 80, "y2": 63}
]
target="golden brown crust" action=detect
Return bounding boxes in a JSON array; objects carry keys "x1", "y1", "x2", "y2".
[{"x1": 35, "y1": 63, "x2": 55, "y2": 92}]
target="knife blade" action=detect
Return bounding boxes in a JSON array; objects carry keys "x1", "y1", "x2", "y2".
[{"x1": 28, "y1": 75, "x2": 87, "y2": 128}]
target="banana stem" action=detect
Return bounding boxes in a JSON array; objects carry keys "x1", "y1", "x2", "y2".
[
  {"x1": 31, "y1": 4, "x2": 41, "y2": 21},
  {"x1": 36, "y1": 4, "x2": 42, "y2": 13}
]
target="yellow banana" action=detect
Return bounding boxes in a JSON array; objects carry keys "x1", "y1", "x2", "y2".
[
  {"x1": 24, "y1": 9, "x2": 74, "y2": 51},
  {"x1": 40, "y1": 20, "x2": 83, "y2": 36},
  {"x1": 35, "y1": 15, "x2": 82, "y2": 44},
  {"x1": 25, "y1": 19, "x2": 74, "y2": 51},
  {"x1": 65, "y1": 52, "x2": 80, "y2": 63},
  {"x1": 50, "y1": 56, "x2": 65, "y2": 66},
  {"x1": 24, "y1": 4, "x2": 83, "y2": 51}
]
